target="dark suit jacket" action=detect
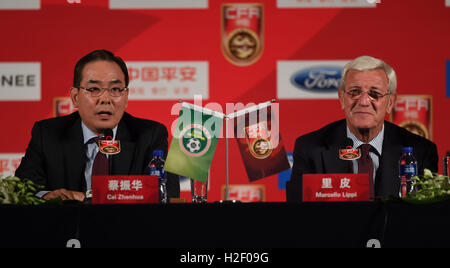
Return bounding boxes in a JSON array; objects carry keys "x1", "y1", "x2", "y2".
[
  {"x1": 15, "y1": 112, "x2": 180, "y2": 198},
  {"x1": 286, "y1": 120, "x2": 438, "y2": 202}
]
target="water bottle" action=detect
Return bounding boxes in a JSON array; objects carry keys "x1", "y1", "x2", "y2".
[
  {"x1": 444, "y1": 151, "x2": 450, "y2": 176},
  {"x1": 149, "y1": 150, "x2": 167, "y2": 204},
  {"x1": 398, "y1": 147, "x2": 418, "y2": 198}
]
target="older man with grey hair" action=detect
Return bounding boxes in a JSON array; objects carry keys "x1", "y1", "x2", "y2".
[{"x1": 286, "y1": 55, "x2": 438, "y2": 202}]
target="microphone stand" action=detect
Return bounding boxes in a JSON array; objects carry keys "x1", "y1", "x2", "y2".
[{"x1": 225, "y1": 116, "x2": 230, "y2": 201}]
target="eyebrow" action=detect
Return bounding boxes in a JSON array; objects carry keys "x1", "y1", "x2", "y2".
[
  {"x1": 87, "y1": 79, "x2": 101, "y2": 85},
  {"x1": 347, "y1": 85, "x2": 382, "y2": 91},
  {"x1": 87, "y1": 79, "x2": 123, "y2": 85},
  {"x1": 109, "y1": 79, "x2": 123, "y2": 85}
]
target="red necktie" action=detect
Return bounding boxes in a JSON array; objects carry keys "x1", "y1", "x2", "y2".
[
  {"x1": 358, "y1": 144, "x2": 374, "y2": 200},
  {"x1": 92, "y1": 137, "x2": 109, "y2": 176}
]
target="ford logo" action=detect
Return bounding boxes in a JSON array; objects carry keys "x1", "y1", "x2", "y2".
[{"x1": 291, "y1": 66, "x2": 342, "y2": 92}]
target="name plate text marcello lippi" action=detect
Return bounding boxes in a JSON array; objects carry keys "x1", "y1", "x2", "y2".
[{"x1": 302, "y1": 174, "x2": 370, "y2": 202}]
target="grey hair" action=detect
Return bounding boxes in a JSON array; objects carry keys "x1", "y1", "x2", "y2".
[{"x1": 340, "y1": 55, "x2": 397, "y2": 94}]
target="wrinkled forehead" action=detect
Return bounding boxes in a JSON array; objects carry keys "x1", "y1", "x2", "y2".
[
  {"x1": 344, "y1": 69, "x2": 389, "y2": 90},
  {"x1": 81, "y1": 60, "x2": 125, "y2": 86}
]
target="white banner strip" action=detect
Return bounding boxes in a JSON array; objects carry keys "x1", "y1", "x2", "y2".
[
  {"x1": 181, "y1": 102, "x2": 225, "y2": 119},
  {"x1": 110, "y1": 0, "x2": 208, "y2": 9},
  {"x1": 0, "y1": 62, "x2": 41, "y2": 101},
  {"x1": 277, "y1": 0, "x2": 377, "y2": 8},
  {"x1": 0, "y1": 0, "x2": 40, "y2": 10},
  {"x1": 226, "y1": 100, "x2": 274, "y2": 119}
]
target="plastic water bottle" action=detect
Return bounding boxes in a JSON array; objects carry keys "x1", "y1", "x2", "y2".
[
  {"x1": 398, "y1": 147, "x2": 418, "y2": 198},
  {"x1": 444, "y1": 151, "x2": 450, "y2": 176},
  {"x1": 149, "y1": 150, "x2": 167, "y2": 204}
]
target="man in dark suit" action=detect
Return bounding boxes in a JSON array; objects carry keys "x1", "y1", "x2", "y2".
[
  {"x1": 286, "y1": 56, "x2": 438, "y2": 202},
  {"x1": 15, "y1": 50, "x2": 180, "y2": 201}
]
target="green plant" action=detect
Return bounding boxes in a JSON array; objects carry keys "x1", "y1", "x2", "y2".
[
  {"x1": 0, "y1": 176, "x2": 46, "y2": 205},
  {"x1": 408, "y1": 169, "x2": 450, "y2": 202}
]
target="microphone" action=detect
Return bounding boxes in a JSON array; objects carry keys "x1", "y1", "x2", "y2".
[
  {"x1": 104, "y1": 128, "x2": 113, "y2": 140},
  {"x1": 345, "y1": 137, "x2": 354, "y2": 148},
  {"x1": 103, "y1": 128, "x2": 114, "y2": 175},
  {"x1": 344, "y1": 138, "x2": 356, "y2": 173}
]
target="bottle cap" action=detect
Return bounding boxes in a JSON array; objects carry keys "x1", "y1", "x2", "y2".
[
  {"x1": 402, "y1": 147, "x2": 413, "y2": 153},
  {"x1": 153, "y1": 150, "x2": 164, "y2": 157}
]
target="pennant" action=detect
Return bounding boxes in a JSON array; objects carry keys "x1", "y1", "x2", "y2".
[
  {"x1": 165, "y1": 102, "x2": 224, "y2": 182},
  {"x1": 232, "y1": 103, "x2": 290, "y2": 181}
]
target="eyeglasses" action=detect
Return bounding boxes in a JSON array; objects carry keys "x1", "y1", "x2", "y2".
[
  {"x1": 78, "y1": 86, "x2": 128, "y2": 97},
  {"x1": 345, "y1": 89, "x2": 390, "y2": 101}
]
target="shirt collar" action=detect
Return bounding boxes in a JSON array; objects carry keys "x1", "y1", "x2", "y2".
[
  {"x1": 346, "y1": 124, "x2": 384, "y2": 156},
  {"x1": 81, "y1": 122, "x2": 118, "y2": 144}
]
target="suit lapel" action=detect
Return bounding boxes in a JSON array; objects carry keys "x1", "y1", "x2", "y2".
[
  {"x1": 111, "y1": 119, "x2": 136, "y2": 175},
  {"x1": 62, "y1": 114, "x2": 86, "y2": 191},
  {"x1": 322, "y1": 120, "x2": 353, "y2": 174},
  {"x1": 376, "y1": 122, "x2": 403, "y2": 197}
]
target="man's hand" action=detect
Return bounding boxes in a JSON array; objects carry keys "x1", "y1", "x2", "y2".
[{"x1": 43, "y1": 189, "x2": 85, "y2": 201}]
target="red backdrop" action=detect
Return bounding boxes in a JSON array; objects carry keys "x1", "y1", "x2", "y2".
[{"x1": 1, "y1": 0, "x2": 449, "y2": 202}]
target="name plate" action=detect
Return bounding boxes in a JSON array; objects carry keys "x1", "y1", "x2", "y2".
[
  {"x1": 302, "y1": 174, "x2": 370, "y2": 202},
  {"x1": 92, "y1": 175, "x2": 158, "y2": 204}
]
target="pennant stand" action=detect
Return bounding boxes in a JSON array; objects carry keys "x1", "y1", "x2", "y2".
[
  {"x1": 175, "y1": 99, "x2": 276, "y2": 203},
  {"x1": 225, "y1": 116, "x2": 230, "y2": 201},
  {"x1": 222, "y1": 99, "x2": 276, "y2": 202}
]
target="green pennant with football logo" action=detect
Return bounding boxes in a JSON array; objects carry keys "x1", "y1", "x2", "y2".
[{"x1": 164, "y1": 102, "x2": 224, "y2": 182}]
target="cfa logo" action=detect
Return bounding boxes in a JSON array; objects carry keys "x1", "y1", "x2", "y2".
[{"x1": 67, "y1": 0, "x2": 81, "y2": 4}]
